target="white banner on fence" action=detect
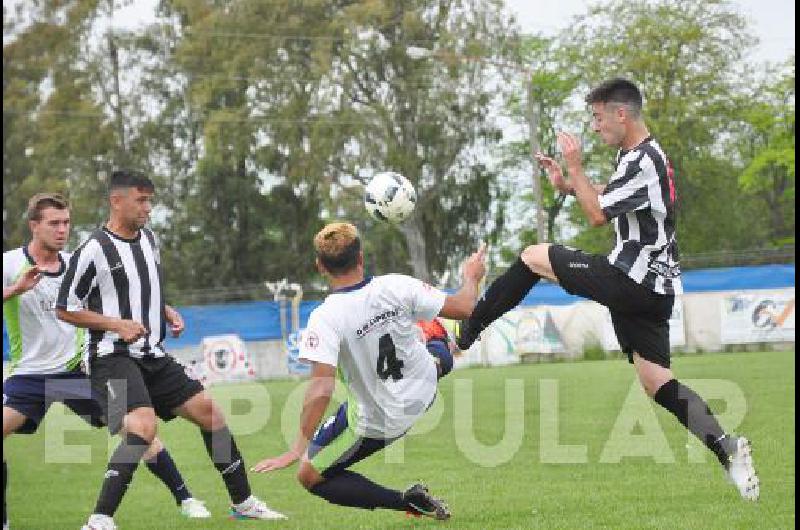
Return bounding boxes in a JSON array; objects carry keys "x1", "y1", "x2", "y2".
[
  {"x1": 187, "y1": 334, "x2": 256, "y2": 385},
  {"x1": 720, "y1": 292, "x2": 795, "y2": 344},
  {"x1": 505, "y1": 307, "x2": 566, "y2": 355},
  {"x1": 448, "y1": 307, "x2": 567, "y2": 367},
  {"x1": 601, "y1": 298, "x2": 686, "y2": 351}
]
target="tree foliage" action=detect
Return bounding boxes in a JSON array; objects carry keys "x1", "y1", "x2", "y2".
[{"x1": 3, "y1": 0, "x2": 794, "y2": 303}]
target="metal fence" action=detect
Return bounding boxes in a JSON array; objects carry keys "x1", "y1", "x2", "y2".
[
  {"x1": 680, "y1": 245, "x2": 795, "y2": 269},
  {"x1": 168, "y1": 245, "x2": 795, "y2": 306}
]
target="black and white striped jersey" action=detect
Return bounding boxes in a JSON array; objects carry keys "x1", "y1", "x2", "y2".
[
  {"x1": 598, "y1": 137, "x2": 683, "y2": 295},
  {"x1": 56, "y1": 226, "x2": 167, "y2": 358}
]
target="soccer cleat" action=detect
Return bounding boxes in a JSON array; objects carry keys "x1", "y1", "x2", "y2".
[
  {"x1": 455, "y1": 319, "x2": 482, "y2": 351},
  {"x1": 180, "y1": 497, "x2": 211, "y2": 518},
  {"x1": 80, "y1": 513, "x2": 117, "y2": 530},
  {"x1": 722, "y1": 436, "x2": 760, "y2": 501},
  {"x1": 229, "y1": 495, "x2": 287, "y2": 520},
  {"x1": 403, "y1": 483, "x2": 451, "y2": 520}
]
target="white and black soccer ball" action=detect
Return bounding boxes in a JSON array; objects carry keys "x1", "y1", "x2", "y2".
[{"x1": 363, "y1": 171, "x2": 416, "y2": 223}]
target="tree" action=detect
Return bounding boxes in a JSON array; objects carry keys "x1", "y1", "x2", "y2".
[
  {"x1": 557, "y1": 0, "x2": 774, "y2": 256},
  {"x1": 315, "y1": 0, "x2": 517, "y2": 281},
  {"x1": 143, "y1": 0, "x2": 518, "y2": 288},
  {"x1": 497, "y1": 34, "x2": 583, "y2": 265},
  {"x1": 733, "y1": 58, "x2": 795, "y2": 246},
  {"x1": 3, "y1": 0, "x2": 118, "y2": 247}
]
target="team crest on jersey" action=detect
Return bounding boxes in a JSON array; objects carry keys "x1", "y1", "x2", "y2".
[
  {"x1": 38, "y1": 299, "x2": 56, "y2": 312},
  {"x1": 305, "y1": 331, "x2": 320, "y2": 349}
]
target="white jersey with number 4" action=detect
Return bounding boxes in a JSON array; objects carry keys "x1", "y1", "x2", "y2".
[
  {"x1": 3, "y1": 247, "x2": 84, "y2": 375},
  {"x1": 299, "y1": 274, "x2": 446, "y2": 439}
]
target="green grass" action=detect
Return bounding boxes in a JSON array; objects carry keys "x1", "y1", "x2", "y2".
[{"x1": 5, "y1": 351, "x2": 795, "y2": 529}]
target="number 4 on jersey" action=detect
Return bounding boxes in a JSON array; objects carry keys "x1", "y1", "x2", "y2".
[{"x1": 376, "y1": 333, "x2": 404, "y2": 381}]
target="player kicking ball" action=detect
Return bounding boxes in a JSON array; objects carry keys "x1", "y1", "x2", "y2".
[{"x1": 252, "y1": 222, "x2": 485, "y2": 520}]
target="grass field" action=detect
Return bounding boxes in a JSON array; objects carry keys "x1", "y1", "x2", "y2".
[{"x1": 4, "y1": 350, "x2": 795, "y2": 529}]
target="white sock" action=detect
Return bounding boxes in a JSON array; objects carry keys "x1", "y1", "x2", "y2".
[
  {"x1": 233, "y1": 495, "x2": 255, "y2": 511},
  {"x1": 87, "y1": 513, "x2": 114, "y2": 525}
]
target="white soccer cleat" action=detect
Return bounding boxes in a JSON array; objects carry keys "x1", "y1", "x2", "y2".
[
  {"x1": 230, "y1": 495, "x2": 287, "y2": 520},
  {"x1": 180, "y1": 497, "x2": 212, "y2": 518},
  {"x1": 81, "y1": 513, "x2": 117, "y2": 530},
  {"x1": 724, "y1": 436, "x2": 760, "y2": 501}
]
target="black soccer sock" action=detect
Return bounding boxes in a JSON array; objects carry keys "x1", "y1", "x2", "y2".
[
  {"x1": 145, "y1": 448, "x2": 191, "y2": 504},
  {"x1": 468, "y1": 257, "x2": 541, "y2": 329},
  {"x1": 654, "y1": 379, "x2": 728, "y2": 466},
  {"x1": 3, "y1": 461, "x2": 8, "y2": 526},
  {"x1": 94, "y1": 433, "x2": 150, "y2": 516},
  {"x1": 201, "y1": 426, "x2": 251, "y2": 505},
  {"x1": 309, "y1": 470, "x2": 406, "y2": 511}
]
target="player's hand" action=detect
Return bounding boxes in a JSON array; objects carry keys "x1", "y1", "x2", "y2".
[
  {"x1": 116, "y1": 319, "x2": 148, "y2": 343},
  {"x1": 462, "y1": 242, "x2": 487, "y2": 284},
  {"x1": 164, "y1": 305, "x2": 185, "y2": 337},
  {"x1": 12, "y1": 266, "x2": 43, "y2": 295},
  {"x1": 556, "y1": 132, "x2": 583, "y2": 174},
  {"x1": 535, "y1": 152, "x2": 571, "y2": 195},
  {"x1": 250, "y1": 450, "x2": 300, "y2": 473}
]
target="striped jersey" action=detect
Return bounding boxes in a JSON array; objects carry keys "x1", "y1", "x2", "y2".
[
  {"x1": 299, "y1": 275, "x2": 446, "y2": 439},
  {"x1": 598, "y1": 137, "x2": 683, "y2": 295},
  {"x1": 3, "y1": 247, "x2": 85, "y2": 374},
  {"x1": 56, "y1": 227, "x2": 167, "y2": 359}
]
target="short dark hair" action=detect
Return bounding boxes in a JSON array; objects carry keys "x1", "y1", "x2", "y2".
[
  {"x1": 109, "y1": 169, "x2": 154, "y2": 195},
  {"x1": 586, "y1": 78, "x2": 643, "y2": 116},
  {"x1": 314, "y1": 222, "x2": 361, "y2": 275},
  {"x1": 26, "y1": 192, "x2": 69, "y2": 221}
]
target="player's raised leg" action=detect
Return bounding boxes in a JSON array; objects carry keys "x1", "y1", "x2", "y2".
[{"x1": 457, "y1": 244, "x2": 552, "y2": 350}]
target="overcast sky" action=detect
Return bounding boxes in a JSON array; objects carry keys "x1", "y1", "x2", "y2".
[
  {"x1": 504, "y1": 0, "x2": 795, "y2": 64},
  {"x1": 114, "y1": 0, "x2": 793, "y2": 64}
]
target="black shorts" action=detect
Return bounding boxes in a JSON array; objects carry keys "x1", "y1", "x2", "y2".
[
  {"x1": 89, "y1": 354, "x2": 205, "y2": 434},
  {"x1": 549, "y1": 244, "x2": 675, "y2": 368}
]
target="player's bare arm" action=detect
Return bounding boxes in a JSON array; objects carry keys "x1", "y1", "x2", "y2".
[
  {"x1": 556, "y1": 132, "x2": 607, "y2": 227},
  {"x1": 251, "y1": 361, "x2": 336, "y2": 473},
  {"x1": 440, "y1": 243, "x2": 487, "y2": 320},
  {"x1": 164, "y1": 304, "x2": 185, "y2": 337},
  {"x1": 56, "y1": 308, "x2": 147, "y2": 343},
  {"x1": 3, "y1": 266, "x2": 43, "y2": 301},
  {"x1": 536, "y1": 151, "x2": 606, "y2": 197}
]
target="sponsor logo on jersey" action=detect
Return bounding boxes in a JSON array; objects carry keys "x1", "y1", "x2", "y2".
[
  {"x1": 647, "y1": 260, "x2": 680, "y2": 278},
  {"x1": 355, "y1": 308, "x2": 400, "y2": 338}
]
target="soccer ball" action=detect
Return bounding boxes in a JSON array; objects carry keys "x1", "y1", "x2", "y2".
[{"x1": 364, "y1": 171, "x2": 416, "y2": 223}]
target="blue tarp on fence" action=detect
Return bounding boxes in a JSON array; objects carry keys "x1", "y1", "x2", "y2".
[{"x1": 3, "y1": 264, "x2": 795, "y2": 356}]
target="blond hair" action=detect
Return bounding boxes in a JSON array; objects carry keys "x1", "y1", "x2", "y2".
[{"x1": 314, "y1": 222, "x2": 361, "y2": 274}]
